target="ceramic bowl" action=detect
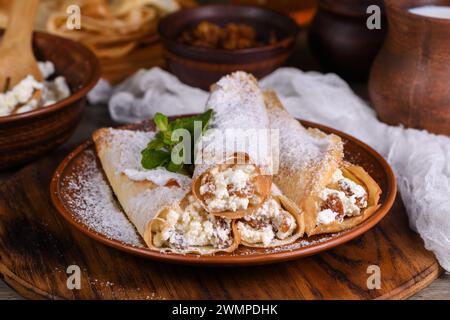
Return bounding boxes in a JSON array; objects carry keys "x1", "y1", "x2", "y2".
[
  {"x1": 0, "y1": 31, "x2": 100, "y2": 170},
  {"x1": 158, "y1": 4, "x2": 298, "y2": 90}
]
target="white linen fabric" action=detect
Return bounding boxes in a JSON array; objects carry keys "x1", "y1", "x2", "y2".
[
  {"x1": 88, "y1": 68, "x2": 206, "y2": 123},
  {"x1": 88, "y1": 67, "x2": 450, "y2": 271}
]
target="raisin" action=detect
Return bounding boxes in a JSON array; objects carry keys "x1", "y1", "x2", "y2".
[
  {"x1": 338, "y1": 181, "x2": 354, "y2": 197},
  {"x1": 214, "y1": 217, "x2": 229, "y2": 230},
  {"x1": 246, "y1": 218, "x2": 268, "y2": 229},
  {"x1": 321, "y1": 193, "x2": 344, "y2": 215},
  {"x1": 355, "y1": 194, "x2": 368, "y2": 208},
  {"x1": 213, "y1": 218, "x2": 231, "y2": 248},
  {"x1": 228, "y1": 182, "x2": 254, "y2": 198},
  {"x1": 275, "y1": 215, "x2": 291, "y2": 234},
  {"x1": 201, "y1": 174, "x2": 216, "y2": 198}
]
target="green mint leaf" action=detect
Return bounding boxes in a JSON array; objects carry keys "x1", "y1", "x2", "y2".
[
  {"x1": 140, "y1": 110, "x2": 213, "y2": 176},
  {"x1": 170, "y1": 117, "x2": 195, "y2": 132},
  {"x1": 141, "y1": 149, "x2": 170, "y2": 169},
  {"x1": 144, "y1": 137, "x2": 165, "y2": 151},
  {"x1": 154, "y1": 113, "x2": 169, "y2": 132},
  {"x1": 170, "y1": 109, "x2": 213, "y2": 134},
  {"x1": 165, "y1": 161, "x2": 183, "y2": 173},
  {"x1": 162, "y1": 130, "x2": 176, "y2": 146}
]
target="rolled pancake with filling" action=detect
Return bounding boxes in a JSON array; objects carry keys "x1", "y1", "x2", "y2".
[
  {"x1": 192, "y1": 72, "x2": 272, "y2": 219},
  {"x1": 302, "y1": 164, "x2": 381, "y2": 236},
  {"x1": 149, "y1": 193, "x2": 240, "y2": 254},
  {"x1": 93, "y1": 128, "x2": 239, "y2": 254},
  {"x1": 264, "y1": 91, "x2": 381, "y2": 235},
  {"x1": 237, "y1": 185, "x2": 304, "y2": 248}
]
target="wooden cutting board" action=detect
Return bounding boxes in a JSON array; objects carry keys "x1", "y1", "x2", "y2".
[{"x1": 0, "y1": 151, "x2": 441, "y2": 300}]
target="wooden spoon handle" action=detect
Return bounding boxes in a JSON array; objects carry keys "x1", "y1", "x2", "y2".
[{"x1": 2, "y1": 0, "x2": 40, "y2": 49}]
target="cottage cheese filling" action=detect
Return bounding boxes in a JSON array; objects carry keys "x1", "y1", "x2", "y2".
[
  {"x1": 153, "y1": 195, "x2": 233, "y2": 250},
  {"x1": 199, "y1": 164, "x2": 260, "y2": 212},
  {"x1": 0, "y1": 61, "x2": 70, "y2": 117},
  {"x1": 237, "y1": 197, "x2": 297, "y2": 246},
  {"x1": 317, "y1": 169, "x2": 368, "y2": 225}
]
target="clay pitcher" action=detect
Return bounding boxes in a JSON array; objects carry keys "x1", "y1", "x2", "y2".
[{"x1": 369, "y1": 0, "x2": 450, "y2": 136}]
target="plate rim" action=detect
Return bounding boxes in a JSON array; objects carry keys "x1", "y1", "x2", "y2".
[{"x1": 50, "y1": 118, "x2": 397, "y2": 266}]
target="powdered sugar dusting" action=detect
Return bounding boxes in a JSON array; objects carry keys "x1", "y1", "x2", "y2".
[
  {"x1": 227, "y1": 232, "x2": 341, "y2": 256},
  {"x1": 262, "y1": 233, "x2": 341, "y2": 253},
  {"x1": 99, "y1": 128, "x2": 154, "y2": 172},
  {"x1": 127, "y1": 186, "x2": 190, "y2": 236},
  {"x1": 267, "y1": 97, "x2": 344, "y2": 198},
  {"x1": 269, "y1": 103, "x2": 337, "y2": 171},
  {"x1": 60, "y1": 147, "x2": 343, "y2": 254},
  {"x1": 98, "y1": 128, "x2": 190, "y2": 187},
  {"x1": 123, "y1": 168, "x2": 191, "y2": 189},
  {"x1": 63, "y1": 149, "x2": 144, "y2": 247},
  {"x1": 271, "y1": 183, "x2": 282, "y2": 196},
  {"x1": 194, "y1": 72, "x2": 271, "y2": 177},
  {"x1": 207, "y1": 72, "x2": 268, "y2": 133}
]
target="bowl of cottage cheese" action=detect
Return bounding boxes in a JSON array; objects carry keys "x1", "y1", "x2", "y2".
[
  {"x1": 0, "y1": 61, "x2": 70, "y2": 117},
  {"x1": 0, "y1": 30, "x2": 100, "y2": 169}
]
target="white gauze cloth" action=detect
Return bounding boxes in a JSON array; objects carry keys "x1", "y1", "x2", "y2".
[{"x1": 88, "y1": 67, "x2": 450, "y2": 271}]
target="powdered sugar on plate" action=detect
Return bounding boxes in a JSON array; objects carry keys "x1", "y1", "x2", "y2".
[
  {"x1": 262, "y1": 233, "x2": 341, "y2": 254},
  {"x1": 62, "y1": 149, "x2": 144, "y2": 247}
]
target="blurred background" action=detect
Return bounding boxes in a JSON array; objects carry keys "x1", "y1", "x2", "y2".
[
  {"x1": 0, "y1": 0, "x2": 322, "y2": 84},
  {"x1": 202, "y1": 0, "x2": 317, "y2": 26},
  {"x1": 1, "y1": 0, "x2": 385, "y2": 83}
]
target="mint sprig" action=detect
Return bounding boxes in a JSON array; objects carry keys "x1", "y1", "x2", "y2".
[{"x1": 141, "y1": 110, "x2": 213, "y2": 176}]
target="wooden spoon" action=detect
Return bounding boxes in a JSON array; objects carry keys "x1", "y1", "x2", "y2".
[{"x1": 0, "y1": 0, "x2": 42, "y2": 93}]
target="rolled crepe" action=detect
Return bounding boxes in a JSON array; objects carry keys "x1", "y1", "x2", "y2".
[
  {"x1": 93, "y1": 128, "x2": 239, "y2": 254},
  {"x1": 192, "y1": 72, "x2": 272, "y2": 219},
  {"x1": 237, "y1": 185, "x2": 304, "y2": 248},
  {"x1": 302, "y1": 164, "x2": 381, "y2": 236},
  {"x1": 148, "y1": 193, "x2": 240, "y2": 254},
  {"x1": 264, "y1": 91, "x2": 381, "y2": 235}
]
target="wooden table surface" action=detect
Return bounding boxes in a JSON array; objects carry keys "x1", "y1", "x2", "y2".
[{"x1": 1, "y1": 32, "x2": 449, "y2": 300}]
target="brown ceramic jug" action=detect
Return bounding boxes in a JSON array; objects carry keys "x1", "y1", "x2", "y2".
[
  {"x1": 369, "y1": 0, "x2": 450, "y2": 136},
  {"x1": 308, "y1": 0, "x2": 386, "y2": 81}
]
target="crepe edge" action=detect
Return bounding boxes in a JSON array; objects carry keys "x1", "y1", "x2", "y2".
[
  {"x1": 238, "y1": 193, "x2": 305, "y2": 248},
  {"x1": 303, "y1": 164, "x2": 382, "y2": 236}
]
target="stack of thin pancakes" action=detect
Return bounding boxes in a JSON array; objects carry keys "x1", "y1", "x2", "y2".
[
  {"x1": 93, "y1": 72, "x2": 381, "y2": 254},
  {"x1": 45, "y1": 0, "x2": 193, "y2": 59}
]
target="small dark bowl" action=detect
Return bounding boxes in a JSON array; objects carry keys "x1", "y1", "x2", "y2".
[
  {"x1": 0, "y1": 31, "x2": 100, "y2": 170},
  {"x1": 158, "y1": 4, "x2": 298, "y2": 90}
]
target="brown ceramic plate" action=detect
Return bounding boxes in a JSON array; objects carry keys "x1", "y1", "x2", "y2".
[{"x1": 50, "y1": 118, "x2": 396, "y2": 266}]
